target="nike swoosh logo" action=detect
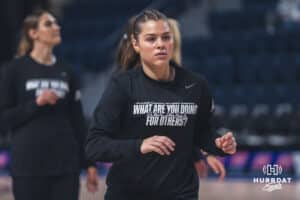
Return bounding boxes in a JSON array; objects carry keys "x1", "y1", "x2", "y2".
[
  {"x1": 61, "y1": 72, "x2": 67, "y2": 77},
  {"x1": 185, "y1": 83, "x2": 196, "y2": 89}
]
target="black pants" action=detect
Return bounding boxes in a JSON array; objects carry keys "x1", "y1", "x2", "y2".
[
  {"x1": 12, "y1": 173, "x2": 79, "y2": 200},
  {"x1": 104, "y1": 189, "x2": 198, "y2": 200}
]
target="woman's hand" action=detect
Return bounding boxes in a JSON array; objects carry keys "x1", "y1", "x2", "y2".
[
  {"x1": 36, "y1": 89, "x2": 59, "y2": 106},
  {"x1": 140, "y1": 135, "x2": 176, "y2": 156},
  {"x1": 195, "y1": 160, "x2": 208, "y2": 178},
  {"x1": 215, "y1": 132, "x2": 237, "y2": 155},
  {"x1": 206, "y1": 155, "x2": 226, "y2": 180},
  {"x1": 86, "y1": 166, "x2": 99, "y2": 193}
]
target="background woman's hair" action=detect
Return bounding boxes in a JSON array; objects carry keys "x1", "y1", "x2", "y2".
[
  {"x1": 115, "y1": 9, "x2": 169, "y2": 71},
  {"x1": 168, "y1": 18, "x2": 182, "y2": 66},
  {"x1": 16, "y1": 9, "x2": 48, "y2": 57}
]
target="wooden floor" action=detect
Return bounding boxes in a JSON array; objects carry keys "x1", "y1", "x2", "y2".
[{"x1": 1, "y1": 176, "x2": 299, "y2": 200}]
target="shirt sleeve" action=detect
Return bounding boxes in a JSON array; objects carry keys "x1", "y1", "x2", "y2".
[
  {"x1": 192, "y1": 148, "x2": 205, "y2": 161},
  {"x1": 0, "y1": 62, "x2": 42, "y2": 132},
  {"x1": 67, "y1": 69, "x2": 95, "y2": 169},
  {"x1": 85, "y1": 74, "x2": 143, "y2": 163},
  {"x1": 193, "y1": 78, "x2": 228, "y2": 156}
]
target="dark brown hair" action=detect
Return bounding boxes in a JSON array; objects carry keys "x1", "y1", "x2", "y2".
[{"x1": 115, "y1": 9, "x2": 169, "y2": 71}]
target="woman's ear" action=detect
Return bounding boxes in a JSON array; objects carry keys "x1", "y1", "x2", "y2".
[
  {"x1": 28, "y1": 29, "x2": 38, "y2": 40},
  {"x1": 131, "y1": 34, "x2": 139, "y2": 53}
]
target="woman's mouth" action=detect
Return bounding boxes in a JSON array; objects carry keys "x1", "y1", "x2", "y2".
[{"x1": 155, "y1": 52, "x2": 168, "y2": 59}]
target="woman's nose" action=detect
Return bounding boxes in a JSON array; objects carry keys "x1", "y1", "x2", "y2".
[
  {"x1": 156, "y1": 38, "x2": 165, "y2": 48},
  {"x1": 53, "y1": 23, "x2": 60, "y2": 31}
]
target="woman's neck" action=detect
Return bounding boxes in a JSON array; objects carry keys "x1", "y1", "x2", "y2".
[
  {"x1": 142, "y1": 61, "x2": 174, "y2": 82},
  {"x1": 30, "y1": 44, "x2": 55, "y2": 66}
]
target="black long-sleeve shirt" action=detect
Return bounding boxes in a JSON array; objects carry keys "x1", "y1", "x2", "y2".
[
  {"x1": 85, "y1": 65, "x2": 227, "y2": 199},
  {"x1": 0, "y1": 55, "x2": 91, "y2": 176}
]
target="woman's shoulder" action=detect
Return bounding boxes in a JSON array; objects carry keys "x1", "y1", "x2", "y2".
[
  {"x1": 108, "y1": 67, "x2": 140, "y2": 96},
  {"x1": 176, "y1": 65, "x2": 208, "y2": 85},
  {"x1": 111, "y1": 67, "x2": 139, "y2": 82},
  {"x1": 8, "y1": 55, "x2": 29, "y2": 65},
  {"x1": 1, "y1": 56, "x2": 29, "y2": 73},
  {"x1": 54, "y1": 57, "x2": 73, "y2": 70}
]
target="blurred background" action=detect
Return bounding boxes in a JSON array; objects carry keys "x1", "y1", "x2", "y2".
[{"x1": 1, "y1": 0, "x2": 300, "y2": 199}]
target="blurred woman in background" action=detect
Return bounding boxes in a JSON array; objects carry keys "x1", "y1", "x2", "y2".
[{"x1": 0, "y1": 9, "x2": 98, "y2": 200}]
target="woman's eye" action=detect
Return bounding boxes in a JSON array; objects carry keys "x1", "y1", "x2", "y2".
[
  {"x1": 44, "y1": 20, "x2": 58, "y2": 27},
  {"x1": 162, "y1": 35, "x2": 171, "y2": 41},
  {"x1": 146, "y1": 37, "x2": 156, "y2": 42},
  {"x1": 44, "y1": 21, "x2": 53, "y2": 27}
]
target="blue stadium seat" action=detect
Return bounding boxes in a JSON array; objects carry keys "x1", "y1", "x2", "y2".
[
  {"x1": 255, "y1": 55, "x2": 275, "y2": 83},
  {"x1": 248, "y1": 104, "x2": 274, "y2": 134},
  {"x1": 227, "y1": 104, "x2": 249, "y2": 131},
  {"x1": 212, "y1": 85, "x2": 233, "y2": 106},
  {"x1": 212, "y1": 104, "x2": 228, "y2": 129},
  {"x1": 273, "y1": 103, "x2": 293, "y2": 133},
  {"x1": 202, "y1": 56, "x2": 234, "y2": 84},
  {"x1": 210, "y1": 10, "x2": 265, "y2": 32},
  {"x1": 284, "y1": 84, "x2": 300, "y2": 104},
  {"x1": 242, "y1": 0, "x2": 278, "y2": 12},
  {"x1": 237, "y1": 55, "x2": 258, "y2": 83}
]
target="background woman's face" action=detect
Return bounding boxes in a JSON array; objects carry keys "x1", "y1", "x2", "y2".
[
  {"x1": 134, "y1": 19, "x2": 174, "y2": 68},
  {"x1": 32, "y1": 13, "x2": 61, "y2": 47}
]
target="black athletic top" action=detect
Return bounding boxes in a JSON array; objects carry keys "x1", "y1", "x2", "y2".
[
  {"x1": 85, "y1": 65, "x2": 227, "y2": 199},
  {"x1": 0, "y1": 55, "x2": 91, "y2": 176}
]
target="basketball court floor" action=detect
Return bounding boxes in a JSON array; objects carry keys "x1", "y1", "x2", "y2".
[{"x1": 1, "y1": 176, "x2": 299, "y2": 200}]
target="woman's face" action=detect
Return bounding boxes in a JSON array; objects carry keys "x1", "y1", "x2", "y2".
[
  {"x1": 132, "y1": 19, "x2": 174, "y2": 68},
  {"x1": 30, "y1": 13, "x2": 61, "y2": 47}
]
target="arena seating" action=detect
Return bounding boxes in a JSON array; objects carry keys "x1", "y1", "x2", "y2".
[
  {"x1": 181, "y1": 0, "x2": 300, "y2": 149},
  {"x1": 49, "y1": 0, "x2": 300, "y2": 149}
]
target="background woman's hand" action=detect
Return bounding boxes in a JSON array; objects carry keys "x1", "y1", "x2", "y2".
[
  {"x1": 86, "y1": 166, "x2": 99, "y2": 193},
  {"x1": 36, "y1": 89, "x2": 59, "y2": 106},
  {"x1": 195, "y1": 160, "x2": 208, "y2": 178},
  {"x1": 140, "y1": 135, "x2": 175, "y2": 156}
]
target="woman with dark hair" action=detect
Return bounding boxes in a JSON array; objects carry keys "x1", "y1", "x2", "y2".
[
  {"x1": 86, "y1": 9, "x2": 236, "y2": 200},
  {"x1": 0, "y1": 10, "x2": 98, "y2": 200},
  {"x1": 116, "y1": 16, "x2": 226, "y2": 180}
]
